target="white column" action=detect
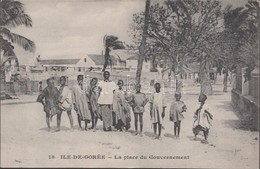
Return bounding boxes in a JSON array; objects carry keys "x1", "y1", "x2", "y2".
[{"x1": 241, "y1": 67, "x2": 249, "y2": 96}]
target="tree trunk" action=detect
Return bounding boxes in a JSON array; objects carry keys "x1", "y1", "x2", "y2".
[
  {"x1": 102, "y1": 47, "x2": 110, "y2": 72},
  {"x1": 213, "y1": 73, "x2": 217, "y2": 84},
  {"x1": 223, "y1": 67, "x2": 228, "y2": 92},
  {"x1": 135, "y1": 0, "x2": 150, "y2": 84},
  {"x1": 151, "y1": 54, "x2": 156, "y2": 71},
  {"x1": 199, "y1": 56, "x2": 213, "y2": 95}
]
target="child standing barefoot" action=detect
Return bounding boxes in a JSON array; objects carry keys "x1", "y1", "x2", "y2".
[
  {"x1": 131, "y1": 84, "x2": 149, "y2": 136},
  {"x1": 150, "y1": 83, "x2": 166, "y2": 140},
  {"x1": 88, "y1": 78, "x2": 101, "y2": 132},
  {"x1": 169, "y1": 92, "x2": 187, "y2": 138},
  {"x1": 193, "y1": 94, "x2": 213, "y2": 143}
]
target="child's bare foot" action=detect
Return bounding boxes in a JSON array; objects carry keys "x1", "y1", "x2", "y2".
[
  {"x1": 139, "y1": 132, "x2": 143, "y2": 137},
  {"x1": 201, "y1": 140, "x2": 208, "y2": 144},
  {"x1": 153, "y1": 135, "x2": 159, "y2": 140},
  {"x1": 93, "y1": 128, "x2": 97, "y2": 132},
  {"x1": 79, "y1": 127, "x2": 83, "y2": 131},
  {"x1": 55, "y1": 128, "x2": 60, "y2": 132},
  {"x1": 158, "y1": 136, "x2": 162, "y2": 140},
  {"x1": 132, "y1": 131, "x2": 138, "y2": 136}
]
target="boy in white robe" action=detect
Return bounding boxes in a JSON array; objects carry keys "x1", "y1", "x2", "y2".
[{"x1": 150, "y1": 83, "x2": 166, "y2": 140}]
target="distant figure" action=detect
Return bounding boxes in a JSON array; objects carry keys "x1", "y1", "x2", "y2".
[
  {"x1": 150, "y1": 83, "x2": 166, "y2": 140},
  {"x1": 39, "y1": 81, "x2": 43, "y2": 92},
  {"x1": 57, "y1": 76, "x2": 73, "y2": 131},
  {"x1": 195, "y1": 73, "x2": 199, "y2": 83},
  {"x1": 193, "y1": 94, "x2": 213, "y2": 144},
  {"x1": 131, "y1": 84, "x2": 149, "y2": 136},
  {"x1": 97, "y1": 71, "x2": 117, "y2": 131},
  {"x1": 169, "y1": 92, "x2": 187, "y2": 138},
  {"x1": 72, "y1": 75, "x2": 91, "y2": 130},
  {"x1": 37, "y1": 78, "x2": 61, "y2": 131}
]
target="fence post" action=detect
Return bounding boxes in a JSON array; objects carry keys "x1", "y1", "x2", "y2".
[{"x1": 0, "y1": 70, "x2": 6, "y2": 100}]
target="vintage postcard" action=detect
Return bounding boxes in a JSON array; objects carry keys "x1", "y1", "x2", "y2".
[{"x1": 0, "y1": 0, "x2": 259, "y2": 168}]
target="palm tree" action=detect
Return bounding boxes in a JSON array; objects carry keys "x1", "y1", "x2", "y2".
[
  {"x1": 0, "y1": 0, "x2": 35, "y2": 67},
  {"x1": 102, "y1": 35, "x2": 125, "y2": 72},
  {"x1": 0, "y1": 0, "x2": 35, "y2": 99}
]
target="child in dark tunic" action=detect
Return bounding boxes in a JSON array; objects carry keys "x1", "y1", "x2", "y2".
[{"x1": 37, "y1": 78, "x2": 61, "y2": 131}]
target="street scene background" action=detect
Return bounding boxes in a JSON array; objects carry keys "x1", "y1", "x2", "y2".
[{"x1": 0, "y1": 0, "x2": 259, "y2": 168}]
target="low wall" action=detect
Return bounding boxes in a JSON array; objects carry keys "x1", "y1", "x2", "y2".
[
  {"x1": 5, "y1": 81, "x2": 39, "y2": 95},
  {"x1": 231, "y1": 89, "x2": 259, "y2": 130}
]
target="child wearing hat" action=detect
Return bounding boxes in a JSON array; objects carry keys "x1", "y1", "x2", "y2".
[{"x1": 169, "y1": 92, "x2": 187, "y2": 138}]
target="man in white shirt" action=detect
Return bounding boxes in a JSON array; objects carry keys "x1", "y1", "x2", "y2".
[{"x1": 98, "y1": 71, "x2": 117, "y2": 131}]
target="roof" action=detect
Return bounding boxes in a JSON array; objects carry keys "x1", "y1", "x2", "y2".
[
  {"x1": 111, "y1": 50, "x2": 139, "y2": 61},
  {"x1": 87, "y1": 54, "x2": 117, "y2": 65},
  {"x1": 184, "y1": 63, "x2": 200, "y2": 73},
  {"x1": 126, "y1": 54, "x2": 140, "y2": 60},
  {"x1": 183, "y1": 63, "x2": 217, "y2": 73},
  {"x1": 39, "y1": 58, "x2": 81, "y2": 65}
]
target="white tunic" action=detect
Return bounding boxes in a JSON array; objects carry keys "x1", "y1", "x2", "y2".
[{"x1": 97, "y1": 80, "x2": 117, "y2": 105}]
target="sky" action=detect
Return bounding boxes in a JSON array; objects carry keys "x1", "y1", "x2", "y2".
[{"x1": 13, "y1": 0, "x2": 247, "y2": 65}]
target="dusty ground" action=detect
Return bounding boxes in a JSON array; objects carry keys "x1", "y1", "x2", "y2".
[{"x1": 1, "y1": 84, "x2": 259, "y2": 168}]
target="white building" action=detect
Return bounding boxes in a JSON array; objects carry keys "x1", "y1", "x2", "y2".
[
  {"x1": 38, "y1": 54, "x2": 126, "y2": 73},
  {"x1": 126, "y1": 55, "x2": 150, "y2": 72}
]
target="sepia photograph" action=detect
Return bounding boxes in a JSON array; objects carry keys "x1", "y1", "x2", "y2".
[{"x1": 0, "y1": 0, "x2": 259, "y2": 168}]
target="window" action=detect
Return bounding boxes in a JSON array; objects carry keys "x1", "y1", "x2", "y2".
[{"x1": 84, "y1": 58, "x2": 86, "y2": 62}]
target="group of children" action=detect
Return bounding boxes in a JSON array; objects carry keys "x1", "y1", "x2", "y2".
[{"x1": 37, "y1": 71, "x2": 213, "y2": 142}]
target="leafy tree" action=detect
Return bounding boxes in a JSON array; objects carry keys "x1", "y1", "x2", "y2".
[
  {"x1": 130, "y1": 0, "x2": 223, "y2": 95},
  {"x1": 216, "y1": 0, "x2": 259, "y2": 92}
]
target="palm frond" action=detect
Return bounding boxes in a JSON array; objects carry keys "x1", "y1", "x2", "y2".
[
  {"x1": 0, "y1": 36, "x2": 15, "y2": 57},
  {"x1": 104, "y1": 35, "x2": 119, "y2": 47},
  {"x1": 4, "y1": 13, "x2": 32, "y2": 28},
  {"x1": 11, "y1": 33, "x2": 35, "y2": 52},
  {"x1": 0, "y1": 27, "x2": 12, "y2": 40},
  {"x1": 112, "y1": 41, "x2": 125, "y2": 50},
  {"x1": 0, "y1": 0, "x2": 25, "y2": 25}
]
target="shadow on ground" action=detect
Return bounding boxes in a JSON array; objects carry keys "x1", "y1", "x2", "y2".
[
  {"x1": 187, "y1": 135, "x2": 204, "y2": 142},
  {"x1": 144, "y1": 131, "x2": 155, "y2": 138},
  {"x1": 39, "y1": 126, "x2": 71, "y2": 132},
  {"x1": 222, "y1": 119, "x2": 258, "y2": 131},
  {"x1": 164, "y1": 133, "x2": 175, "y2": 138}
]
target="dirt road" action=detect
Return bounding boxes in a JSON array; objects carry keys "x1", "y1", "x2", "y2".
[{"x1": 1, "y1": 85, "x2": 258, "y2": 168}]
